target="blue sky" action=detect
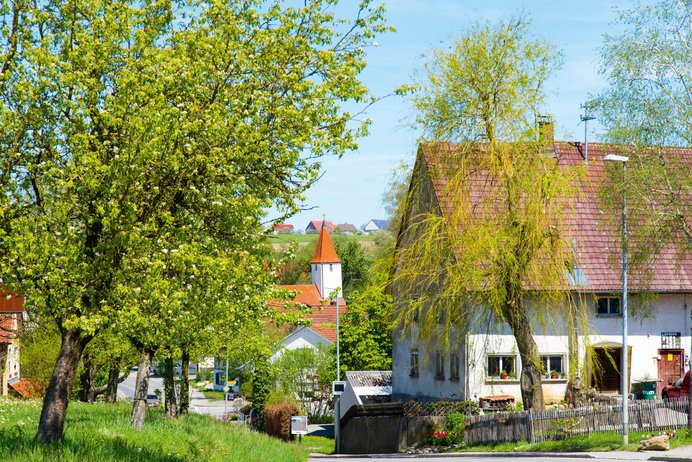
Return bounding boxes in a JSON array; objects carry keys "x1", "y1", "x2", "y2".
[{"x1": 285, "y1": 0, "x2": 636, "y2": 231}]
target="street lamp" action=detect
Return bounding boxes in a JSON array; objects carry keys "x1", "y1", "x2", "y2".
[{"x1": 604, "y1": 153, "x2": 629, "y2": 446}]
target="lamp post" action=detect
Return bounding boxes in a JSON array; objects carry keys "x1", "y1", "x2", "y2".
[{"x1": 604, "y1": 153, "x2": 629, "y2": 446}]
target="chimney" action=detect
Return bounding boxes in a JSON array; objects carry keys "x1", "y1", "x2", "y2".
[{"x1": 537, "y1": 115, "x2": 554, "y2": 143}]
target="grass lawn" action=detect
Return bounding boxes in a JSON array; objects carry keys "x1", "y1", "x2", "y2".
[
  {"x1": 200, "y1": 390, "x2": 226, "y2": 401},
  {"x1": 0, "y1": 398, "x2": 308, "y2": 462},
  {"x1": 300, "y1": 435, "x2": 334, "y2": 454},
  {"x1": 459, "y1": 428, "x2": 692, "y2": 453}
]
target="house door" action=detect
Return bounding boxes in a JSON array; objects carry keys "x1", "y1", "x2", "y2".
[
  {"x1": 658, "y1": 349, "x2": 683, "y2": 395},
  {"x1": 591, "y1": 347, "x2": 632, "y2": 394}
]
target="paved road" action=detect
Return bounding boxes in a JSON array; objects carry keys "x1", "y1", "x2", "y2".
[
  {"x1": 117, "y1": 369, "x2": 164, "y2": 404},
  {"x1": 309, "y1": 449, "x2": 692, "y2": 462},
  {"x1": 117, "y1": 369, "x2": 242, "y2": 418}
]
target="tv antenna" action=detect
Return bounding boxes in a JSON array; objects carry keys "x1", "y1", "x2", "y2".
[{"x1": 580, "y1": 103, "x2": 596, "y2": 165}]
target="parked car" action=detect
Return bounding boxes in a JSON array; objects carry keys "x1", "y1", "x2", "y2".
[{"x1": 662, "y1": 371, "x2": 690, "y2": 400}]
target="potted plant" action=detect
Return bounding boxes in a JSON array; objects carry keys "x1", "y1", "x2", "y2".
[
  {"x1": 501, "y1": 370, "x2": 508, "y2": 380},
  {"x1": 550, "y1": 370, "x2": 558, "y2": 379}
]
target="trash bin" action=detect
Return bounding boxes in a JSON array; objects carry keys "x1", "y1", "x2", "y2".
[{"x1": 641, "y1": 380, "x2": 657, "y2": 400}]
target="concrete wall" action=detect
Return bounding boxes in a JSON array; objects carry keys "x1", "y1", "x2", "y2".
[{"x1": 340, "y1": 414, "x2": 446, "y2": 454}]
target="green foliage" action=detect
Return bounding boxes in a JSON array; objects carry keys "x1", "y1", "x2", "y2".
[
  {"x1": 18, "y1": 322, "x2": 60, "y2": 389},
  {"x1": 0, "y1": 399, "x2": 307, "y2": 462},
  {"x1": 333, "y1": 236, "x2": 372, "y2": 294},
  {"x1": 271, "y1": 345, "x2": 335, "y2": 421},
  {"x1": 429, "y1": 412, "x2": 466, "y2": 446},
  {"x1": 596, "y1": 0, "x2": 691, "y2": 261},
  {"x1": 399, "y1": 15, "x2": 583, "y2": 411},
  {"x1": 339, "y1": 286, "x2": 392, "y2": 371},
  {"x1": 252, "y1": 358, "x2": 272, "y2": 431},
  {"x1": 413, "y1": 14, "x2": 562, "y2": 142}
]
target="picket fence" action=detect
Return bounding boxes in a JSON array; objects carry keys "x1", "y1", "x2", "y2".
[{"x1": 464, "y1": 398, "x2": 692, "y2": 444}]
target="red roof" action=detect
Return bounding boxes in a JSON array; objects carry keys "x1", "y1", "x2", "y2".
[
  {"x1": 274, "y1": 224, "x2": 294, "y2": 230},
  {"x1": 9, "y1": 378, "x2": 45, "y2": 399},
  {"x1": 310, "y1": 223, "x2": 341, "y2": 263},
  {"x1": 419, "y1": 141, "x2": 691, "y2": 292},
  {"x1": 0, "y1": 292, "x2": 24, "y2": 313},
  {"x1": 274, "y1": 284, "x2": 346, "y2": 342},
  {"x1": 307, "y1": 220, "x2": 335, "y2": 231}
]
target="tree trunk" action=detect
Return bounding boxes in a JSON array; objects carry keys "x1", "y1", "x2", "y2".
[
  {"x1": 502, "y1": 298, "x2": 545, "y2": 411},
  {"x1": 105, "y1": 361, "x2": 120, "y2": 404},
  {"x1": 163, "y1": 357, "x2": 177, "y2": 418},
  {"x1": 179, "y1": 350, "x2": 190, "y2": 415},
  {"x1": 35, "y1": 329, "x2": 89, "y2": 443},
  {"x1": 565, "y1": 298, "x2": 580, "y2": 406},
  {"x1": 130, "y1": 348, "x2": 154, "y2": 429},
  {"x1": 78, "y1": 357, "x2": 99, "y2": 403}
]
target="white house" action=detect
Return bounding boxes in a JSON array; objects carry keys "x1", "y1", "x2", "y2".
[
  {"x1": 391, "y1": 139, "x2": 692, "y2": 404},
  {"x1": 0, "y1": 291, "x2": 23, "y2": 396},
  {"x1": 363, "y1": 219, "x2": 389, "y2": 234},
  {"x1": 339, "y1": 370, "x2": 392, "y2": 420}
]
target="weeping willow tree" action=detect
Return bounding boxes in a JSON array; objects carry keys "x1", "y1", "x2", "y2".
[{"x1": 392, "y1": 16, "x2": 588, "y2": 411}]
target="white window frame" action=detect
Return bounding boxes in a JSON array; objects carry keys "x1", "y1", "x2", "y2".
[
  {"x1": 540, "y1": 354, "x2": 565, "y2": 377},
  {"x1": 486, "y1": 354, "x2": 516, "y2": 379}
]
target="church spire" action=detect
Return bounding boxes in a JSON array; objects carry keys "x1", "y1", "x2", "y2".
[{"x1": 310, "y1": 219, "x2": 341, "y2": 264}]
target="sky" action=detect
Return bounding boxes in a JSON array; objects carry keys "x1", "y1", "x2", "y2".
[{"x1": 283, "y1": 0, "x2": 637, "y2": 232}]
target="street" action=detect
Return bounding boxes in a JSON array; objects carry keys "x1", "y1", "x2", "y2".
[{"x1": 309, "y1": 454, "x2": 664, "y2": 462}]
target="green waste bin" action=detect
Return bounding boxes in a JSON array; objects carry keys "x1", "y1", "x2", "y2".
[{"x1": 640, "y1": 380, "x2": 657, "y2": 400}]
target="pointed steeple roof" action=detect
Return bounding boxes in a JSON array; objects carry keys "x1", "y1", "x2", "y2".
[{"x1": 310, "y1": 219, "x2": 341, "y2": 263}]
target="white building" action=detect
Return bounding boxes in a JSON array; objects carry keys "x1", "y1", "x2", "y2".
[{"x1": 391, "y1": 140, "x2": 692, "y2": 404}]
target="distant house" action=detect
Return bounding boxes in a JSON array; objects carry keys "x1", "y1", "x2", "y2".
[
  {"x1": 335, "y1": 223, "x2": 358, "y2": 235},
  {"x1": 305, "y1": 220, "x2": 336, "y2": 234},
  {"x1": 0, "y1": 292, "x2": 23, "y2": 397},
  {"x1": 363, "y1": 219, "x2": 389, "y2": 234},
  {"x1": 273, "y1": 224, "x2": 295, "y2": 234}
]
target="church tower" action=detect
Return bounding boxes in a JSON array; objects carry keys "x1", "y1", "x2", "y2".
[{"x1": 310, "y1": 220, "x2": 342, "y2": 299}]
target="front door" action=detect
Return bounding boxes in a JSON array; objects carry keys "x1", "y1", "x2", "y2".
[{"x1": 658, "y1": 349, "x2": 683, "y2": 395}]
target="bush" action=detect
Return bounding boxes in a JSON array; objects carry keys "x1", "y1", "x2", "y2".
[
  {"x1": 195, "y1": 369, "x2": 212, "y2": 382},
  {"x1": 264, "y1": 402, "x2": 301, "y2": 442},
  {"x1": 429, "y1": 412, "x2": 465, "y2": 446}
]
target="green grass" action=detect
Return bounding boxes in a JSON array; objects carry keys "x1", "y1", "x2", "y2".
[
  {"x1": 200, "y1": 390, "x2": 226, "y2": 401},
  {"x1": 0, "y1": 398, "x2": 307, "y2": 462},
  {"x1": 459, "y1": 428, "x2": 692, "y2": 453},
  {"x1": 300, "y1": 435, "x2": 334, "y2": 454}
]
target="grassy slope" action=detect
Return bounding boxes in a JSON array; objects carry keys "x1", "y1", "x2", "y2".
[{"x1": 0, "y1": 399, "x2": 307, "y2": 462}]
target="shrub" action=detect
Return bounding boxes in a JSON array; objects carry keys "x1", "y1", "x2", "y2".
[
  {"x1": 264, "y1": 402, "x2": 301, "y2": 442},
  {"x1": 429, "y1": 412, "x2": 465, "y2": 446},
  {"x1": 195, "y1": 369, "x2": 212, "y2": 382}
]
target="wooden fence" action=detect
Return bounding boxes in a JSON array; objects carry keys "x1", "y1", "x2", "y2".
[{"x1": 464, "y1": 398, "x2": 691, "y2": 445}]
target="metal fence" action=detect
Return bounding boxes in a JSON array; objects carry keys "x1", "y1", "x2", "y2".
[
  {"x1": 403, "y1": 400, "x2": 478, "y2": 417},
  {"x1": 464, "y1": 398, "x2": 691, "y2": 445}
]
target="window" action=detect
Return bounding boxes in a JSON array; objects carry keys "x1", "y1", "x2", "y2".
[
  {"x1": 487, "y1": 355, "x2": 515, "y2": 378},
  {"x1": 410, "y1": 349, "x2": 419, "y2": 378},
  {"x1": 597, "y1": 296, "x2": 621, "y2": 316},
  {"x1": 541, "y1": 355, "x2": 564, "y2": 376},
  {"x1": 435, "y1": 351, "x2": 445, "y2": 380},
  {"x1": 450, "y1": 353, "x2": 460, "y2": 381},
  {"x1": 329, "y1": 264, "x2": 333, "y2": 272}
]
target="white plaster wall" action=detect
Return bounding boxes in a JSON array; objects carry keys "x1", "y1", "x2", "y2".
[
  {"x1": 312, "y1": 263, "x2": 342, "y2": 299},
  {"x1": 392, "y1": 326, "x2": 466, "y2": 401},
  {"x1": 395, "y1": 293, "x2": 691, "y2": 404}
]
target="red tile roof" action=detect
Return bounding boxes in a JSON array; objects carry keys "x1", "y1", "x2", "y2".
[
  {"x1": 307, "y1": 220, "x2": 335, "y2": 231},
  {"x1": 311, "y1": 223, "x2": 341, "y2": 263},
  {"x1": 419, "y1": 141, "x2": 691, "y2": 292},
  {"x1": 9, "y1": 378, "x2": 45, "y2": 399},
  {"x1": 0, "y1": 291, "x2": 24, "y2": 313},
  {"x1": 273, "y1": 284, "x2": 346, "y2": 342},
  {"x1": 274, "y1": 224, "x2": 294, "y2": 230}
]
